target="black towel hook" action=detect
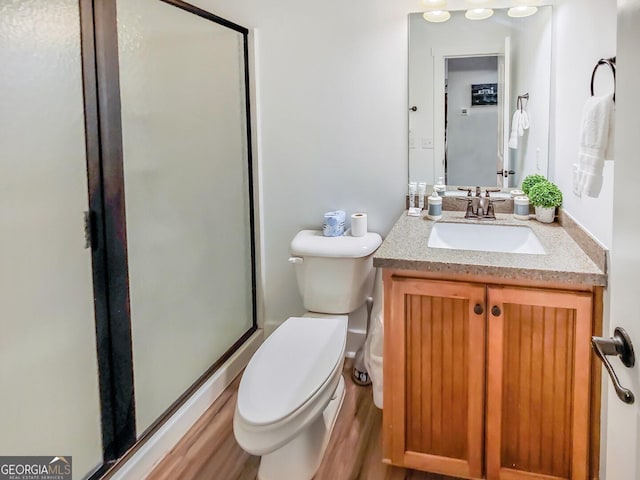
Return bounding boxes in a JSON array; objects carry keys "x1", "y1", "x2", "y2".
[
  {"x1": 517, "y1": 93, "x2": 529, "y2": 112},
  {"x1": 590, "y1": 56, "x2": 616, "y2": 102}
]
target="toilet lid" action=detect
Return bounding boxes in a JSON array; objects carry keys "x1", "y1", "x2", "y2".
[{"x1": 237, "y1": 316, "x2": 347, "y2": 426}]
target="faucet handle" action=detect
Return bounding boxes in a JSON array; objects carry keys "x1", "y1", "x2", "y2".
[
  {"x1": 485, "y1": 198, "x2": 505, "y2": 219},
  {"x1": 456, "y1": 196, "x2": 476, "y2": 218},
  {"x1": 465, "y1": 198, "x2": 476, "y2": 218},
  {"x1": 485, "y1": 202, "x2": 494, "y2": 218},
  {"x1": 457, "y1": 187, "x2": 473, "y2": 196},
  {"x1": 487, "y1": 198, "x2": 506, "y2": 207},
  {"x1": 483, "y1": 188, "x2": 502, "y2": 197}
]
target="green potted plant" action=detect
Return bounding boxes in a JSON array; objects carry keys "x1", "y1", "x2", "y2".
[
  {"x1": 527, "y1": 180, "x2": 563, "y2": 223},
  {"x1": 521, "y1": 174, "x2": 547, "y2": 196}
]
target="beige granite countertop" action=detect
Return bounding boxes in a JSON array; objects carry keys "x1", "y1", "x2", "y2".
[{"x1": 373, "y1": 211, "x2": 607, "y2": 287}]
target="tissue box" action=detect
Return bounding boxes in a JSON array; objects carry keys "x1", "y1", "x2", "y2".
[{"x1": 323, "y1": 210, "x2": 345, "y2": 237}]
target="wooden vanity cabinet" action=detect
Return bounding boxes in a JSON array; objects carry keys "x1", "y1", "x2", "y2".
[
  {"x1": 486, "y1": 285, "x2": 593, "y2": 480},
  {"x1": 383, "y1": 276, "x2": 487, "y2": 478},
  {"x1": 383, "y1": 271, "x2": 599, "y2": 480}
]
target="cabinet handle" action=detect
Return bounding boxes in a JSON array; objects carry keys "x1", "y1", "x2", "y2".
[
  {"x1": 474, "y1": 304, "x2": 484, "y2": 315},
  {"x1": 491, "y1": 305, "x2": 501, "y2": 317},
  {"x1": 592, "y1": 327, "x2": 636, "y2": 404}
]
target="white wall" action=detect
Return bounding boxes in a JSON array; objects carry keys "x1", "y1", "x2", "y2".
[
  {"x1": 550, "y1": 0, "x2": 617, "y2": 248},
  {"x1": 189, "y1": 0, "x2": 615, "y2": 330},
  {"x1": 192, "y1": 0, "x2": 416, "y2": 329}
]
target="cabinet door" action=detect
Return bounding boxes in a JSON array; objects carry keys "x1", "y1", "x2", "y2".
[
  {"x1": 486, "y1": 286, "x2": 593, "y2": 480},
  {"x1": 384, "y1": 276, "x2": 486, "y2": 479}
]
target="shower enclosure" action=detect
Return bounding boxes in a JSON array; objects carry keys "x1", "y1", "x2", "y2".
[{"x1": 0, "y1": 0, "x2": 257, "y2": 477}]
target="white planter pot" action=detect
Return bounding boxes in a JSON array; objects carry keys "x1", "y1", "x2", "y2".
[{"x1": 534, "y1": 206, "x2": 556, "y2": 223}]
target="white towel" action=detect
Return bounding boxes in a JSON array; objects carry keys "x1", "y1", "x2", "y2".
[
  {"x1": 578, "y1": 93, "x2": 615, "y2": 197},
  {"x1": 508, "y1": 109, "x2": 530, "y2": 149}
]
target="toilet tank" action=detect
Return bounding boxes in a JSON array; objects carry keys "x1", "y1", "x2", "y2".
[{"x1": 289, "y1": 230, "x2": 382, "y2": 314}]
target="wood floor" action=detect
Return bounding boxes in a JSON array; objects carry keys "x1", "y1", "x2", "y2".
[{"x1": 147, "y1": 360, "x2": 461, "y2": 480}]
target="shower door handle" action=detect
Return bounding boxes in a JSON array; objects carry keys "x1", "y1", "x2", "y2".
[{"x1": 591, "y1": 327, "x2": 636, "y2": 404}]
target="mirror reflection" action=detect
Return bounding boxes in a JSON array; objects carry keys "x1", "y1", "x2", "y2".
[
  {"x1": 446, "y1": 56, "x2": 500, "y2": 186},
  {"x1": 408, "y1": 7, "x2": 552, "y2": 190}
]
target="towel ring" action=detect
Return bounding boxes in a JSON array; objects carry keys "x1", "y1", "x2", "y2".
[{"x1": 590, "y1": 57, "x2": 616, "y2": 102}]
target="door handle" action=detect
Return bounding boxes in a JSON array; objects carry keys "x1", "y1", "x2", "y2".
[{"x1": 591, "y1": 327, "x2": 636, "y2": 404}]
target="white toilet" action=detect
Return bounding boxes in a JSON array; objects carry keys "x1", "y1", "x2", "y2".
[{"x1": 233, "y1": 229, "x2": 382, "y2": 480}]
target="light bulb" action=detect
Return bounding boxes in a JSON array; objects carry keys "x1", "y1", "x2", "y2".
[
  {"x1": 508, "y1": 6, "x2": 538, "y2": 18},
  {"x1": 465, "y1": 8, "x2": 494, "y2": 20},
  {"x1": 423, "y1": 10, "x2": 451, "y2": 23}
]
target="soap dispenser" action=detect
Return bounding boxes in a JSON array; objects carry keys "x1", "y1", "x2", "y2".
[
  {"x1": 427, "y1": 191, "x2": 443, "y2": 220},
  {"x1": 434, "y1": 176, "x2": 446, "y2": 196}
]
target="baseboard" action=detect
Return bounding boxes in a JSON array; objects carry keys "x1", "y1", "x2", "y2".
[
  {"x1": 264, "y1": 319, "x2": 281, "y2": 337},
  {"x1": 107, "y1": 330, "x2": 263, "y2": 480}
]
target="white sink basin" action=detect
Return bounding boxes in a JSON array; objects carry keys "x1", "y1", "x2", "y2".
[{"x1": 428, "y1": 222, "x2": 545, "y2": 255}]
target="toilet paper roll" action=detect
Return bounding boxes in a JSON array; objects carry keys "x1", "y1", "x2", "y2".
[{"x1": 351, "y1": 213, "x2": 368, "y2": 237}]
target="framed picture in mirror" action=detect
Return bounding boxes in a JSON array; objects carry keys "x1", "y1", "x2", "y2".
[{"x1": 471, "y1": 83, "x2": 498, "y2": 106}]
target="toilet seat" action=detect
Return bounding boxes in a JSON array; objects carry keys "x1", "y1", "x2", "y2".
[
  {"x1": 237, "y1": 316, "x2": 347, "y2": 426},
  {"x1": 234, "y1": 316, "x2": 347, "y2": 456}
]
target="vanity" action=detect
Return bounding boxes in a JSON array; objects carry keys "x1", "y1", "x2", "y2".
[{"x1": 373, "y1": 211, "x2": 606, "y2": 480}]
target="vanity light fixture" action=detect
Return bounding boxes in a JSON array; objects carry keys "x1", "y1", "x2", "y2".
[
  {"x1": 465, "y1": 8, "x2": 494, "y2": 20},
  {"x1": 423, "y1": 10, "x2": 451, "y2": 22},
  {"x1": 507, "y1": 5, "x2": 538, "y2": 17},
  {"x1": 420, "y1": 0, "x2": 534, "y2": 24}
]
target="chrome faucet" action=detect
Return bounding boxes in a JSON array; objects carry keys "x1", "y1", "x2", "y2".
[{"x1": 457, "y1": 186, "x2": 504, "y2": 220}]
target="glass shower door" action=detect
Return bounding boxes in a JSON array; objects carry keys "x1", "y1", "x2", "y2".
[
  {"x1": 0, "y1": 1, "x2": 103, "y2": 477},
  {"x1": 115, "y1": 0, "x2": 255, "y2": 435}
]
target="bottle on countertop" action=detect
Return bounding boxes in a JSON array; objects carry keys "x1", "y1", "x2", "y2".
[
  {"x1": 514, "y1": 196, "x2": 530, "y2": 220},
  {"x1": 408, "y1": 182, "x2": 421, "y2": 216},
  {"x1": 427, "y1": 191, "x2": 443, "y2": 220},
  {"x1": 434, "y1": 176, "x2": 446, "y2": 197},
  {"x1": 418, "y1": 182, "x2": 427, "y2": 210},
  {"x1": 408, "y1": 182, "x2": 417, "y2": 208}
]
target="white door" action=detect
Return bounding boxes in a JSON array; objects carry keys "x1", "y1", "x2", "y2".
[
  {"x1": 603, "y1": 1, "x2": 640, "y2": 478},
  {"x1": 497, "y1": 36, "x2": 511, "y2": 188}
]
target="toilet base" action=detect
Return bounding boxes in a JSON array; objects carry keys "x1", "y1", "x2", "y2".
[{"x1": 257, "y1": 375, "x2": 346, "y2": 480}]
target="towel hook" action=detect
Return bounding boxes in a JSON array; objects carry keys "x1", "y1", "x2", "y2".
[
  {"x1": 590, "y1": 56, "x2": 616, "y2": 102},
  {"x1": 517, "y1": 93, "x2": 529, "y2": 112}
]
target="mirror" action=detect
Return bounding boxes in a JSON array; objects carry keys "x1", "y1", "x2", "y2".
[{"x1": 408, "y1": 7, "x2": 552, "y2": 190}]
